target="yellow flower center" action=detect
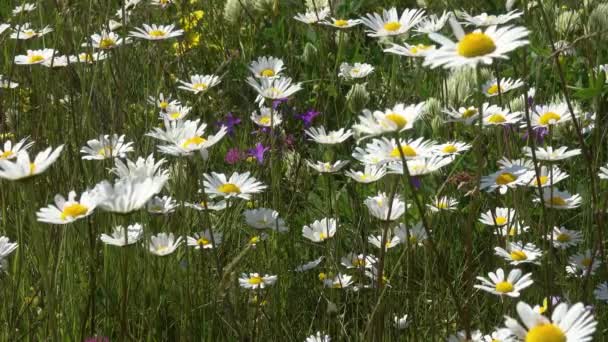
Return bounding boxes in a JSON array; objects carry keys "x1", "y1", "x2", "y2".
[
  {"x1": 99, "y1": 38, "x2": 115, "y2": 49},
  {"x1": 409, "y1": 236, "x2": 418, "y2": 245},
  {"x1": 259, "y1": 116, "x2": 272, "y2": 125},
  {"x1": 181, "y1": 136, "x2": 206, "y2": 148},
  {"x1": 581, "y1": 258, "x2": 592, "y2": 267},
  {"x1": 508, "y1": 226, "x2": 517, "y2": 236},
  {"x1": 410, "y1": 44, "x2": 431, "y2": 54},
  {"x1": 385, "y1": 113, "x2": 408, "y2": 129},
  {"x1": 495, "y1": 281, "x2": 514, "y2": 293},
  {"x1": 318, "y1": 272, "x2": 327, "y2": 281},
  {"x1": 29, "y1": 162, "x2": 36, "y2": 175},
  {"x1": 495, "y1": 216, "x2": 508, "y2": 225},
  {"x1": 487, "y1": 113, "x2": 507, "y2": 124},
  {"x1": 249, "y1": 236, "x2": 261, "y2": 244},
  {"x1": 169, "y1": 111, "x2": 182, "y2": 120},
  {"x1": 149, "y1": 30, "x2": 166, "y2": 38},
  {"x1": 79, "y1": 53, "x2": 94, "y2": 62},
  {"x1": 248, "y1": 276, "x2": 263, "y2": 285},
  {"x1": 457, "y1": 32, "x2": 497, "y2": 58},
  {"x1": 197, "y1": 237, "x2": 210, "y2": 246},
  {"x1": 383, "y1": 21, "x2": 402, "y2": 32},
  {"x1": 525, "y1": 324, "x2": 566, "y2": 342},
  {"x1": 0, "y1": 151, "x2": 14, "y2": 159},
  {"x1": 550, "y1": 196, "x2": 567, "y2": 206},
  {"x1": 437, "y1": 201, "x2": 448, "y2": 209},
  {"x1": 535, "y1": 176, "x2": 548, "y2": 186},
  {"x1": 28, "y1": 55, "x2": 45, "y2": 63},
  {"x1": 487, "y1": 84, "x2": 501, "y2": 95},
  {"x1": 260, "y1": 69, "x2": 275, "y2": 77},
  {"x1": 319, "y1": 232, "x2": 328, "y2": 240},
  {"x1": 556, "y1": 233, "x2": 570, "y2": 242},
  {"x1": 462, "y1": 108, "x2": 478, "y2": 118},
  {"x1": 442, "y1": 145, "x2": 458, "y2": 153},
  {"x1": 193, "y1": 83, "x2": 208, "y2": 91},
  {"x1": 510, "y1": 250, "x2": 528, "y2": 261},
  {"x1": 353, "y1": 258, "x2": 366, "y2": 267},
  {"x1": 159, "y1": 101, "x2": 169, "y2": 109},
  {"x1": 389, "y1": 145, "x2": 417, "y2": 158},
  {"x1": 218, "y1": 183, "x2": 241, "y2": 194},
  {"x1": 538, "y1": 112, "x2": 562, "y2": 126},
  {"x1": 496, "y1": 172, "x2": 517, "y2": 185},
  {"x1": 334, "y1": 19, "x2": 349, "y2": 27},
  {"x1": 61, "y1": 203, "x2": 89, "y2": 220}
]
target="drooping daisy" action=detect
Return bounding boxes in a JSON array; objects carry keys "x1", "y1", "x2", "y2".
[
  {"x1": 149, "y1": 233, "x2": 182, "y2": 256},
  {"x1": 305, "y1": 331, "x2": 331, "y2": 342},
  {"x1": 427, "y1": 196, "x2": 458, "y2": 212},
  {"x1": 14, "y1": 48, "x2": 56, "y2": 65},
  {"x1": 495, "y1": 241, "x2": 542, "y2": 265},
  {"x1": 482, "y1": 77, "x2": 523, "y2": 97},
  {"x1": 344, "y1": 164, "x2": 387, "y2": 183},
  {"x1": 529, "y1": 103, "x2": 573, "y2": 128},
  {"x1": 302, "y1": 218, "x2": 337, "y2": 242},
  {"x1": 306, "y1": 160, "x2": 349, "y2": 173},
  {"x1": 203, "y1": 172, "x2": 266, "y2": 200},
  {"x1": 305, "y1": 126, "x2": 353, "y2": 145},
  {"x1": 0, "y1": 138, "x2": 34, "y2": 160},
  {"x1": 523, "y1": 146, "x2": 581, "y2": 162},
  {"x1": 424, "y1": 17, "x2": 528, "y2": 69},
  {"x1": 479, "y1": 207, "x2": 516, "y2": 227},
  {"x1": 12, "y1": 3, "x2": 36, "y2": 15},
  {"x1": 359, "y1": 7, "x2": 426, "y2": 38},
  {"x1": 415, "y1": 11, "x2": 451, "y2": 34},
  {"x1": 524, "y1": 166, "x2": 569, "y2": 188},
  {"x1": 93, "y1": 176, "x2": 168, "y2": 214},
  {"x1": 293, "y1": 7, "x2": 331, "y2": 24},
  {"x1": 364, "y1": 192, "x2": 408, "y2": 221},
  {"x1": 178, "y1": 74, "x2": 221, "y2": 94},
  {"x1": 443, "y1": 105, "x2": 480, "y2": 125},
  {"x1": 503, "y1": 301, "x2": 597, "y2": 341},
  {"x1": 295, "y1": 256, "x2": 325, "y2": 272},
  {"x1": 245, "y1": 76, "x2": 302, "y2": 104},
  {"x1": 238, "y1": 273, "x2": 277, "y2": 289},
  {"x1": 161, "y1": 105, "x2": 191, "y2": 121},
  {"x1": 0, "y1": 146, "x2": 64, "y2": 180},
  {"x1": 323, "y1": 273, "x2": 354, "y2": 289},
  {"x1": 534, "y1": 188, "x2": 582, "y2": 209},
  {"x1": 250, "y1": 106, "x2": 283, "y2": 128},
  {"x1": 566, "y1": 250, "x2": 601, "y2": 277},
  {"x1": 100, "y1": 223, "x2": 144, "y2": 247},
  {"x1": 458, "y1": 10, "x2": 523, "y2": 27},
  {"x1": 84, "y1": 31, "x2": 129, "y2": 49},
  {"x1": 432, "y1": 141, "x2": 471, "y2": 156},
  {"x1": 244, "y1": 208, "x2": 288, "y2": 232},
  {"x1": 594, "y1": 282, "x2": 608, "y2": 303},
  {"x1": 386, "y1": 156, "x2": 454, "y2": 176},
  {"x1": 482, "y1": 106, "x2": 522, "y2": 127},
  {"x1": 546, "y1": 226, "x2": 582, "y2": 249},
  {"x1": 338, "y1": 62, "x2": 375, "y2": 80},
  {"x1": 474, "y1": 268, "x2": 533, "y2": 298},
  {"x1": 80, "y1": 134, "x2": 134, "y2": 160},
  {"x1": 37, "y1": 190, "x2": 99, "y2": 224},
  {"x1": 111, "y1": 154, "x2": 168, "y2": 180},
  {"x1": 146, "y1": 195, "x2": 178, "y2": 214},
  {"x1": 395, "y1": 222, "x2": 427, "y2": 246},
  {"x1": 186, "y1": 230, "x2": 222, "y2": 249},
  {"x1": 480, "y1": 165, "x2": 531, "y2": 194},
  {"x1": 352, "y1": 102, "x2": 426, "y2": 138},
  {"x1": 10, "y1": 23, "x2": 53, "y2": 40},
  {"x1": 249, "y1": 56, "x2": 285, "y2": 78},
  {"x1": 394, "y1": 314, "x2": 409, "y2": 330},
  {"x1": 368, "y1": 231, "x2": 401, "y2": 250},
  {"x1": 353, "y1": 137, "x2": 435, "y2": 166},
  {"x1": 129, "y1": 24, "x2": 183, "y2": 40},
  {"x1": 0, "y1": 236, "x2": 18, "y2": 271},
  {"x1": 322, "y1": 18, "x2": 361, "y2": 29},
  {"x1": 384, "y1": 43, "x2": 436, "y2": 58},
  {"x1": 340, "y1": 252, "x2": 377, "y2": 269}
]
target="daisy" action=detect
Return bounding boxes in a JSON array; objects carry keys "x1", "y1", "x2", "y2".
[
  {"x1": 524, "y1": 166, "x2": 569, "y2": 188},
  {"x1": 0, "y1": 146, "x2": 64, "y2": 180},
  {"x1": 146, "y1": 195, "x2": 178, "y2": 214},
  {"x1": 305, "y1": 126, "x2": 353, "y2": 145},
  {"x1": 368, "y1": 232, "x2": 401, "y2": 250},
  {"x1": 393, "y1": 314, "x2": 409, "y2": 330},
  {"x1": 495, "y1": 241, "x2": 542, "y2": 265},
  {"x1": 245, "y1": 76, "x2": 302, "y2": 104},
  {"x1": 147, "y1": 93, "x2": 179, "y2": 112},
  {"x1": 186, "y1": 230, "x2": 222, "y2": 249},
  {"x1": 353, "y1": 137, "x2": 435, "y2": 165},
  {"x1": 344, "y1": 164, "x2": 387, "y2": 183},
  {"x1": 386, "y1": 156, "x2": 454, "y2": 176},
  {"x1": 110, "y1": 154, "x2": 168, "y2": 180},
  {"x1": 323, "y1": 273, "x2": 353, "y2": 288},
  {"x1": 203, "y1": 172, "x2": 266, "y2": 200},
  {"x1": 479, "y1": 207, "x2": 516, "y2": 227},
  {"x1": 529, "y1": 103, "x2": 573, "y2": 128},
  {"x1": 482, "y1": 106, "x2": 523, "y2": 126},
  {"x1": 352, "y1": 102, "x2": 426, "y2": 138},
  {"x1": 85, "y1": 31, "x2": 129, "y2": 49},
  {"x1": 306, "y1": 160, "x2": 349, "y2": 173},
  {"x1": 503, "y1": 301, "x2": 596, "y2": 341},
  {"x1": 424, "y1": 17, "x2": 528, "y2": 69},
  {"x1": 251, "y1": 106, "x2": 283, "y2": 128},
  {"x1": 432, "y1": 141, "x2": 471, "y2": 156},
  {"x1": 497, "y1": 157, "x2": 534, "y2": 170},
  {"x1": 566, "y1": 250, "x2": 600, "y2": 277},
  {"x1": 238, "y1": 273, "x2": 277, "y2": 289},
  {"x1": 396, "y1": 222, "x2": 427, "y2": 246},
  {"x1": 178, "y1": 74, "x2": 221, "y2": 94},
  {"x1": 480, "y1": 165, "x2": 531, "y2": 194},
  {"x1": 459, "y1": 10, "x2": 523, "y2": 26},
  {"x1": 80, "y1": 134, "x2": 134, "y2": 160},
  {"x1": 384, "y1": 43, "x2": 436, "y2": 58},
  {"x1": 523, "y1": 146, "x2": 581, "y2": 162},
  {"x1": 37, "y1": 190, "x2": 99, "y2": 224},
  {"x1": 12, "y1": 3, "x2": 36, "y2": 15},
  {"x1": 364, "y1": 192, "x2": 407, "y2": 221},
  {"x1": 474, "y1": 268, "x2": 533, "y2": 298},
  {"x1": 443, "y1": 105, "x2": 480, "y2": 125},
  {"x1": 184, "y1": 199, "x2": 227, "y2": 211},
  {"x1": 359, "y1": 7, "x2": 426, "y2": 37},
  {"x1": 322, "y1": 18, "x2": 361, "y2": 29},
  {"x1": 244, "y1": 208, "x2": 288, "y2": 232},
  {"x1": 0, "y1": 138, "x2": 34, "y2": 160},
  {"x1": 482, "y1": 329, "x2": 515, "y2": 342},
  {"x1": 10, "y1": 23, "x2": 53, "y2": 40},
  {"x1": 340, "y1": 252, "x2": 377, "y2": 269},
  {"x1": 546, "y1": 226, "x2": 582, "y2": 249},
  {"x1": 148, "y1": 119, "x2": 227, "y2": 157},
  {"x1": 0, "y1": 75, "x2": 18, "y2": 89},
  {"x1": 0, "y1": 236, "x2": 18, "y2": 271},
  {"x1": 93, "y1": 176, "x2": 168, "y2": 213},
  {"x1": 415, "y1": 11, "x2": 451, "y2": 34},
  {"x1": 130, "y1": 24, "x2": 183, "y2": 40},
  {"x1": 248, "y1": 56, "x2": 285, "y2": 78},
  {"x1": 594, "y1": 282, "x2": 608, "y2": 302},
  {"x1": 490, "y1": 220, "x2": 529, "y2": 238},
  {"x1": 14, "y1": 49, "x2": 56, "y2": 65},
  {"x1": 305, "y1": 332, "x2": 331, "y2": 342},
  {"x1": 427, "y1": 196, "x2": 458, "y2": 212},
  {"x1": 149, "y1": 233, "x2": 182, "y2": 256},
  {"x1": 338, "y1": 62, "x2": 375, "y2": 80},
  {"x1": 70, "y1": 51, "x2": 108, "y2": 64},
  {"x1": 599, "y1": 164, "x2": 608, "y2": 180},
  {"x1": 150, "y1": 0, "x2": 173, "y2": 7},
  {"x1": 0, "y1": 24, "x2": 9, "y2": 35},
  {"x1": 534, "y1": 188, "x2": 582, "y2": 209},
  {"x1": 41, "y1": 54, "x2": 70, "y2": 68},
  {"x1": 293, "y1": 7, "x2": 330, "y2": 24},
  {"x1": 302, "y1": 218, "x2": 337, "y2": 242},
  {"x1": 161, "y1": 104, "x2": 191, "y2": 121},
  {"x1": 294, "y1": 256, "x2": 324, "y2": 272},
  {"x1": 100, "y1": 223, "x2": 144, "y2": 247},
  {"x1": 482, "y1": 77, "x2": 523, "y2": 97},
  {"x1": 447, "y1": 330, "x2": 484, "y2": 342}
]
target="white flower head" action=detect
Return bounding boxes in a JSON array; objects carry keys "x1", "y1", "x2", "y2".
[
  {"x1": 302, "y1": 218, "x2": 337, "y2": 242},
  {"x1": 149, "y1": 232, "x2": 182, "y2": 256},
  {"x1": 100, "y1": 223, "x2": 144, "y2": 246}
]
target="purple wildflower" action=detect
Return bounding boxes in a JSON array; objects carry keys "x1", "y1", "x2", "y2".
[
  {"x1": 272, "y1": 98, "x2": 289, "y2": 110},
  {"x1": 521, "y1": 126, "x2": 548, "y2": 145},
  {"x1": 247, "y1": 143, "x2": 269, "y2": 164},
  {"x1": 410, "y1": 176, "x2": 421, "y2": 190},
  {"x1": 225, "y1": 148, "x2": 242, "y2": 164},
  {"x1": 296, "y1": 109, "x2": 320, "y2": 127},
  {"x1": 217, "y1": 112, "x2": 241, "y2": 136}
]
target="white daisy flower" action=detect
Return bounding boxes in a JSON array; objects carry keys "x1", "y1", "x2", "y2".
[
  {"x1": 238, "y1": 273, "x2": 277, "y2": 289},
  {"x1": 245, "y1": 76, "x2": 302, "y2": 104},
  {"x1": 340, "y1": 252, "x2": 377, "y2": 269},
  {"x1": 93, "y1": 176, "x2": 168, "y2": 214},
  {"x1": 524, "y1": 166, "x2": 568, "y2": 188},
  {"x1": 321, "y1": 18, "x2": 361, "y2": 29},
  {"x1": 566, "y1": 250, "x2": 600, "y2": 277},
  {"x1": 599, "y1": 164, "x2": 608, "y2": 180},
  {"x1": 294, "y1": 256, "x2": 325, "y2": 272},
  {"x1": 148, "y1": 93, "x2": 179, "y2": 111},
  {"x1": 353, "y1": 137, "x2": 435, "y2": 165},
  {"x1": 306, "y1": 160, "x2": 349, "y2": 173},
  {"x1": 415, "y1": 11, "x2": 451, "y2": 34},
  {"x1": 251, "y1": 106, "x2": 283, "y2": 128},
  {"x1": 146, "y1": 195, "x2": 178, "y2": 214},
  {"x1": 161, "y1": 104, "x2": 191, "y2": 121},
  {"x1": 447, "y1": 330, "x2": 484, "y2": 342},
  {"x1": 12, "y1": 3, "x2": 36, "y2": 15},
  {"x1": 0, "y1": 145, "x2": 64, "y2": 180},
  {"x1": 305, "y1": 331, "x2": 331, "y2": 342},
  {"x1": 594, "y1": 282, "x2": 608, "y2": 303},
  {"x1": 479, "y1": 207, "x2": 516, "y2": 227},
  {"x1": 36, "y1": 190, "x2": 99, "y2": 224},
  {"x1": 523, "y1": 146, "x2": 581, "y2": 162},
  {"x1": 248, "y1": 56, "x2": 285, "y2": 78},
  {"x1": 443, "y1": 105, "x2": 480, "y2": 125},
  {"x1": 503, "y1": 301, "x2": 596, "y2": 341},
  {"x1": 0, "y1": 75, "x2": 18, "y2": 89},
  {"x1": 497, "y1": 157, "x2": 535, "y2": 170},
  {"x1": 364, "y1": 192, "x2": 407, "y2": 221},
  {"x1": 344, "y1": 164, "x2": 387, "y2": 183},
  {"x1": 384, "y1": 43, "x2": 436, "y2": 58},
  {"x1": 14, "y1": 48, "x2": 57, "y2": 65},
  {"x1": 0, "y1": 24, "x2": 9, "y2": 35},
  {"x1": 359, "y1": 7, "x2": 426, "y2": 37},
  {"x1": 395, "y1": 222, "x2": 427, "y2": 246},
  {"x1": 495, "y1": 221, "x2": 530, "y2": 238},
  {"x1": 353, "y1": 102, "x2": 426, "y2": 138},
  {"x1": 70, "y1": 51, "x2": 108, "y2": 64},
  {"x1": 302, "y1": 218, "x2": 337, "y2": 242},
  {"x1": 427, "y1": 196, "x2": 458, "y2": 212},
  {"x1": 110, "y1": 154, "x2": 168, "y2": 180},
  {"x1": 368, "y1": 231, "x2": 401, "y2": 250},
  {"x1": 178, "y1": 74, "x2": 221, "y2": 94},
  {"x1": 480, "y1": 165, "x2": 531, "y2": 194},
  {"x1": 386, "y1": 156, "x2": 454, "y2": 176},
  {"x1": 393, "y1": 314, "x2": 409, "y2": 330},
  {"x1": 482, "y1": 328, "x2": 515, "y2": 342},
  {"x1": 150, "y1": 0, "x2": 173, "y2": 8},
  {"x1": 80, "y1": 134, "x2": 134, "y2": 160},
  {"x1": 129, "y1": 24, "x2": 183, "y2": 40},
  {"x1": 147, "y1": 119, "x2": 227, "y2": 157},
  {"x1": 305, "y1": 126, "x2": 353, "y2": 145},
  {"x1": 293, "y1": 7, "x2": 330, "y2": 24},
  {"x1": 203, "y1": 172, "x2": 266, "y2": 200},
  {"x1": 100, "y1": 223, "x2": 144, "y2": 247},
  {"x1": 0, "y1": 138, "x2": 34, "y2": 160},
  {"x1": 184, "y1": 199, "x2": 227, "y2": 211},
  {"x1": 10, "y1": 23, "x2": 53, "y2": 40},
  {"x1": 482, "y1": 77, "x2": 523, "y2": 97},
  {"x1": 186, "y1": 230, "x2": 222, "y2": 249},
  {"x1": 338, "y1": 62, "x2": 374, "y2": 80},
  {"x1": 482, "y1": 106, "x2": 522, "y2": 126},
  {"x1": 534, "y1": 188, "x2": 582, "y2": 209},
  {"x1": 424, "y1": 17, "x2": 528, "y2": 69},
  {"x1": 323, "y1": 273, "x2": 353, "y2": 288},
  {"x1": 529, "y1": 103, "x2": 573, "y2": 128},
  {"x1": 244, "y1": 208, "x2": 288, "y2": 232},
  {"x1": 0, "y1": 236, "x2": 18, "y2": 268},
  {"x1": 474, "y1": 268, "x2": 533, "y2": 298},
  {"x1": 546, "y1": 226, "x2": 582, "y2": 249},
  {"x1": 432, "y1": 141, "x2": 471, "y2": 156},
  {"x1": 149, "y1": 233, "x2": 182, "y2": 256},
  {"x1": 84, "y1": 31, "x2": 129, "y2": 49},
  {"x1": 458, "y1": 10, "x2": 523, "y2": 26},
  {"x1": 494, "y1": 241, "x2": 542, "y2": 265}
]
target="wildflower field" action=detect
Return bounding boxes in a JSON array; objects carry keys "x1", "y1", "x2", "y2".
[{"x1": 1, "y1": 0, "x2": 608, "y2": 340}]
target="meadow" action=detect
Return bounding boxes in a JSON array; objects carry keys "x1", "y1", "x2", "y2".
[{"x1": 0, "y1": 0, "x2": 607, "y2": 340}]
